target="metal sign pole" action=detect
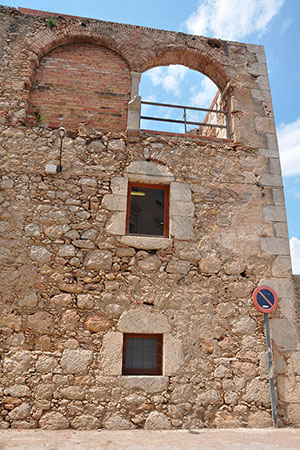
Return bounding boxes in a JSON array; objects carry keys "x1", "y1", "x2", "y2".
[{"x1": 264, "y1": 313, "x2": 278, "y2": 428}]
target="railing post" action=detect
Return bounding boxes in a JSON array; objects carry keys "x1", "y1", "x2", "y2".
[
  {"x1": 183, "y1": 108, "x2": 187, "y2": 134},
  {"x1": 226, "y1": 111, "x2": 232, "y2": 139}
]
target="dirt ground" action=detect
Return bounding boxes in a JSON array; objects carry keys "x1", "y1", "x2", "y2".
[{"x1": 0, "y1": 428, "x2": 300, "y2": 450}]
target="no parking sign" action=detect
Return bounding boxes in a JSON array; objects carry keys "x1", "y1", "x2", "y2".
[
  {"x1": 252, "y1": 285, "x2": 279, "y2": 313},
  {"x1": 252, "y1": 284, "x2": 279, "y2": 428}
]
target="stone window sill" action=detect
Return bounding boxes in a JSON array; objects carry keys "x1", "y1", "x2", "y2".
[
  {"x1": 120, "y1": 235, "x2": 172, "y2": 250},
  {"x1": 119, "y1": 375, "x2": 169, "y2": 393}
]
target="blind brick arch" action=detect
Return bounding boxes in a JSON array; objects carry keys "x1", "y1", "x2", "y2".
[{"x1": 26, "y1": 42, "x2": 131, "y2": 133}]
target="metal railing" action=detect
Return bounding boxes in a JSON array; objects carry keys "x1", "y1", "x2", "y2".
[{"x1": 140, "y1": 100, "x2": 231, "y2": 139}]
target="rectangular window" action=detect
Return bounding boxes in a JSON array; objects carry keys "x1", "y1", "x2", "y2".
[
  {"x1": 122, "y1": 333, "x2": 163, "y2": 375},
  {"x1": 126, "y1": 183, "x2": 169, "y2": 237}
]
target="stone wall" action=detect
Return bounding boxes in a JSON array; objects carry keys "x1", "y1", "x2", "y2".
[{"x1": 0, "y1": 5, "x2": 300, "y2": 430}]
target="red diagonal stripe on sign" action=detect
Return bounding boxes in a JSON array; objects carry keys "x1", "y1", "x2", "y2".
[{"x1": 258, "y1": 291, "x2": 273, "y2": 307}]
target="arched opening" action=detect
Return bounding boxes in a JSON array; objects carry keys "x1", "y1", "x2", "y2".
[
  {"x1": 139, "y1": 64, "x2": 229, "y2": 138},
  {"x1": 26, "y1": 42, "x2": 131, "y2": 134}
]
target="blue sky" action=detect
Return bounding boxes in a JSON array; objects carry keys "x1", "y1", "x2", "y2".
[{"x1": 2, "y1": 0, "x2": 300, "y2": 272}]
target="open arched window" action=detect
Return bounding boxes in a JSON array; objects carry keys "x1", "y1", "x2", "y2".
[{"x1": 139, "y1": 65, "x2": 230, "y2": 139}]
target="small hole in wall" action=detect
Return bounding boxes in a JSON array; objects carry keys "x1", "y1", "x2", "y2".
[
  {"x1": 240, "y1": 271, "x2": 247, "y2": 278},
  {"x1": 143, "y1": 301, "x2": 154, "y2": 306}
]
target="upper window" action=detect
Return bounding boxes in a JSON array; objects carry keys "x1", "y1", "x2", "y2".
[
  {"x1": 122, "y1": 333, "x2": 163, "y2": 376},
  {"x1": 126, "y1": 182, "x2": 169, "y2": 237}
]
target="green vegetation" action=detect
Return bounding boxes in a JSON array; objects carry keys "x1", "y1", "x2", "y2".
[
  {"x1": 46, "y1": 17, "x2": 57, "y2": 30},
  {"x1": 34, "y1": 110, "x2": 46, "y2": 123}
]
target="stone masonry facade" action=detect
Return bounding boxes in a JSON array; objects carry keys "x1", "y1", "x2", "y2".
[{"x1": 0, "y1": 6, "x2": 300, "y2": 430}]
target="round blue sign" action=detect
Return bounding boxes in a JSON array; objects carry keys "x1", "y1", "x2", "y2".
[{"x1": 252, "y1": 285, "x2": 278, "y2": 313}]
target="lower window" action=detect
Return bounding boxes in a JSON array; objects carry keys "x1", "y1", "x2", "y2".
[
  {"x1": 122, "y1": 333, "x2": 163, "y2": 375},
  {"x1": 126, "y1": 183, "x2": 169, "y2": 237}
]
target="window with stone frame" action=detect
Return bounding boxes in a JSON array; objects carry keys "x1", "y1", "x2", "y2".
[
  {"x1": 122, "y1": 333, "x2": 163, "y2": 375},
  {"x1": 126, "y1": 182, "x2": 169, "y2": 237}
]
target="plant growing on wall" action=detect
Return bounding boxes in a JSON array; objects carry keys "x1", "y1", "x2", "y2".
[
  {"x1": 34, "y1": 110, "x2": 46, "y2": 123},
  {"x1": 46, "y1": 17, "x2": 57, "y2": 29}
]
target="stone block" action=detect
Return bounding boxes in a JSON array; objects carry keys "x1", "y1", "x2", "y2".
[
  {"x1": 269, "y1": 158, "x2": 282, "y2": 175},
  {"x1": 170, "y1": 216, "x2": 194, "y2": 240},
  {"x1": 259, "y1": 174, "x2": 283, "y2": 187},
  {"x1": 118, "y1": 310, "x2": 171, "y2": 333},
  {"x1": 58, "y1": 244, "x2": 76, "y2": 257},
  {"x1": 166, "y1": 259, "x2": 190, "y2": 274},
  {"x1": 251, "y1": 89, "x2": 270, "y2": 102},
  {"x1": 170, "y1": 182, "x2": 192, "y2": 202},
  {"x1": 104, "y1": 414, "x2": 134, "y2": 430},
  {"x1": 145, "y1": 411, "x2": 171, "y2": 430},
  {"x1": 4, "y1": 351, "x2": 32, "y2": 373},
  {"x1": 9, "y1": 385, "x2": 31, "y2": 397},
  {"x1": 266, "y1": 133, "x2": 279, "y2": 151},
  {"x1": 243, "y1": 378, "x2": 270, "y2": 406},
  {"x1": 260, "y1": 237, "x2": 290, "y2": 255},
  {"x1": 30, "y1": 246, "x2": 52, "y2": 263},
  {"x1": 83, "y1": 250, "x2": 112, "y2": 271},
  {"x1": 111, "y1": 176, "x2": 128, "y2": 195},
  {"x1": 137, "y1": 255, "x2": 161, "y2": 272},
  {"x1": 72, "y1": 415, "x2": 101, "y2": 430},
  {"x1": 272, "y1": 188, "x2": 285, "y2": 206},
  {"x1": 255, "y1": 117, "x2": 275, "y2": 134},
  {"x1": 107, "y1": 139, "x2": 126, "y2": 151},
  {"x1": 259, "y1": 148, "x2": 280, "y2": 158},
  {"x1": 60, "y1": 386, "x2": 85, "y2": 400},
  {"x1": 263, "y1": 206, "x2": 286, "y2": 222},
  {"x1": 125, "y1": 161, "x2": 174, "y2": 183},
  {"x1": 102, "y1": 194, "x2": 127, "y2": 211},
  {"x1": 101, "y1": 332, "x2": 123, "y2": 376},
  {"x1": 169, "y1": 200, "x2": 194, "y2": 217},
  {"x1": 119, "y1": 376, "x2": 169, "y2": 393},
  {"x1": 39, "y1": 412, "x2": 69, "y2": 430},
  {"x1": 256, "y1": 75, "x2": 271, "y2": 91},
  {"x1": 61, "y1": 349, "x2": 93, "y2": 374},
  {"x1": 77, "y1": 177, "x2": 97, "y2": 187},
  {"x1": 36, "y1": 356, "x2": 58, "y2": 373},
  {"x1": 105, "y1": 212, "x2": 126, "y2": 235},
  {"x1": 247, "y1": 62, "x2": 268, "y2": 76},
  {"x1": 164, "y1": 334, "x2": 184, "y2": 376},
  {"x1": 272, "y1": 256, "x2": 292, "y2": 277},
  {"x1": 287, "y1": 404, "x2": 300, "y2": 426},
  {"x1": 120, "y1": 235, "x2": 172, "y2": 250},
  {"x1": 8, "y1": 403, "x2": 31, "y2": 421},
  {"x1": 26, "y1": 312, "x2": 53, "y2": 334},
  {"x1": 290, "y1": 352, "x2": 300, "y2": 375},
  {"x1": 248, "y1": 411, "x2": 272, "y2": 428},
  {"x1": 198, "y1": 255, "x2": 221, "y2": 274},
  {"x1": 270, "y1": 318, "x2": 299, "y2": 350},
  {"x1": 77, "y1": 294, "x2": 95, "y2": 309},
  {"x1": 50, "y1": 293, "x2": 72, "y2": 309},
  {"x1": 24, "y1": 223, "x2": 40, "y2": 236},
  {"x1": 232, "y1": 317, "x2": 256, "y2": 335},
  {"x1": 84, "y1": 314, "x2": 113, "y2": 332},
  {"x1": 273, "y1": 222, "x2": 289, "y2": 238}
]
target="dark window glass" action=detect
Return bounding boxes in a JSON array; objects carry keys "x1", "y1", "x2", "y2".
[
  {"x1": 127, "y1": 183, "x2": 169, "y2": 237},
  {"x1": 122, "y1": 334, "x2": 163, "y2": 375}
]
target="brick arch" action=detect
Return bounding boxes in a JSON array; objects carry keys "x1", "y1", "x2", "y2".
[
  {"x1": 140, "y1": 48, "x2": 230, "y2": 92},
  {"x1": 25, "y1": 38, "x2": 131, "y2": 133}
]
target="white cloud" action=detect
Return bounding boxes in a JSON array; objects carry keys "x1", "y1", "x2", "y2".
[
  {"x1": 185, "y1": 0, "x2": 284, "y2": 41},
  {"x1": 190, "y1": 77, "x2": 218, "y2": 108},
  {"x1": 147, "y1": 65, "x2": 188, "y2": 97},
  {"x1": 290, "y1": 237, "x2": 300, "y2": 274},
  {"x1": 277, "y1": 118, "x2": 300, "y2": 177}
]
